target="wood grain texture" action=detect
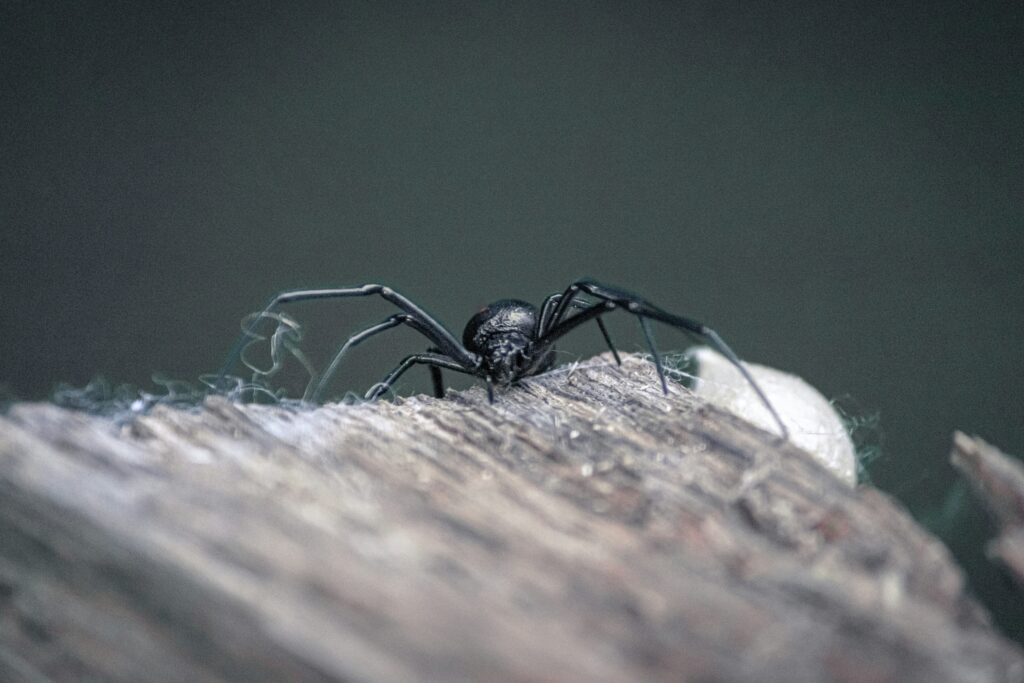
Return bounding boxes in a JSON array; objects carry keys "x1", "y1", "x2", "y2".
[{"x1": 1, "y1": 354, "x2": 1021, "y2": 682}]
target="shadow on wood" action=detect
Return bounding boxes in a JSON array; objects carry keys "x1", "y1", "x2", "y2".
[{"x1": 1, "y1": 354, "x2": 1021, "y2": 682}]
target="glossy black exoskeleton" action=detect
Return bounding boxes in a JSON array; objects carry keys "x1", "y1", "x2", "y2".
[
  {"x1": 461, "y1": 300, "x2": 555, "y2": 386},
  {"x1": 218, "y1": 279, "x2": 788, "y2": 439}
]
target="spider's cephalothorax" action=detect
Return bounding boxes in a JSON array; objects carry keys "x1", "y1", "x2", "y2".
[
  {"x1": 462, "y1": 300, "x2": 555, "y2": 385},
  {"x1": 218, "y1": 279, "x2": 790, "y2": 440}
]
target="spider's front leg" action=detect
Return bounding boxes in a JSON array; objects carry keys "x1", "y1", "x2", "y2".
[
  {"x1": 364, "y1": 353, "x2": 480, "y2": 401},
  {"x1": 216, "y1": 284, "x2": 478, "y2": 394},
  {"x1": 308, "y1": 314, "x2": 429, "y2": 402}
]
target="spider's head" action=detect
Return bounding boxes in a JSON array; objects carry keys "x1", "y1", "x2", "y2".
[
  {"x1": 463, "y1": 299, "x2": 554, "y2": 386},
  {"x1": 483, "y1": 334, "x2": 534, "y2": 386}
]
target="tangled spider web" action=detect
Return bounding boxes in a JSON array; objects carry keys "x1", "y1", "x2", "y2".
[
  {"x1": 217, "y1": 309, "x2": 319, "y2": 403},
  {"x1": 46, "y1": 311, "x2": 322, "y2": 422}
]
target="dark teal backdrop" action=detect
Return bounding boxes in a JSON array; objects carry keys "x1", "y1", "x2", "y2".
[{"x1": 2, "y1": 1, "x2": 1022, "y2": 638}]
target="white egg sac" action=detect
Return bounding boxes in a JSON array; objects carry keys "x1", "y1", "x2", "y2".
[{"x1": 686, "y1": 346, "x2": 857, "y2": 487}]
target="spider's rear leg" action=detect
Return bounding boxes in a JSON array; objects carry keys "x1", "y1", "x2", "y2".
[
  {"x1": 594, "y1": 317, "x2": 622, "y2": 366},
  {"x1": 536, "y1": 293, "x2": 621, "y2": 366},
  {"x1": 541, "y1": 299, "x2": 665, "y2": 391},
  {"x1": 541, "y1": 279, "x2": 789, "y2": 441},
  {"x1": 637, "y1": 316, "x2": 669, "y2": 394}
]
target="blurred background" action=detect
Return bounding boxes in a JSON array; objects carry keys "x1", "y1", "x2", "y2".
[{"x1": 2, "y1": 0, "x2": 1022, "y2": 638}]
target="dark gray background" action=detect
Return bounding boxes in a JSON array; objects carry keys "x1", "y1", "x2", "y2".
[{"x1": 2, "y1": 1, "x2": 1022, "y2": 638}]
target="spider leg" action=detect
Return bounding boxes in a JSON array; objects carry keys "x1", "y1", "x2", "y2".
[
  {"x1": 637, "y1": 316, "x2": 668, "y2": 393},
  {"x1": 536, "y1": 293, "x2": 562, "y2": 337},
  {"x1": 594, "y1": 317, "x2": 622, "y2": 366},
  {"x1": 539, "y1": 279, "x2": 789, "y2": 441},
  {"x1": 545, "y1": 283, "x2": 586, "y2": 332},
  {"x1": 422, "y1": 346, "x2": 447, "y2": 398},
  {"x1": 365, "y1": 352, "x2": 478, "y2": 401},
  {"x1": 536, "y1": 294, "x2": 621, "y2": 365},
  {"x1": 216, "y1": 285, "x2": 478, "y2": 389},
  {"x1": 538, "y1": 300, "x2": 618, "y2": 347},
  {"x1": 308, "y1": 313, "x2": 440, "y2": 402},
  {"x1": 429, "y1": 365, "x2": 445, "y2": 399}
]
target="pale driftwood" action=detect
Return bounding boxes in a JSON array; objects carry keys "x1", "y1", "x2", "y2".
[
  {"x1": 951, "y1": 432, "x2": 1024, "y2": 587},
  {"x1": 0, "y1": 354, "x2": 1021, "y2": 682}
]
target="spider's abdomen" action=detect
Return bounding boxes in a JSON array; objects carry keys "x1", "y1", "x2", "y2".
[
  {"x1": 463, "y1": 300, "x2": 554, "y2": 384},
  {"x1": 462, "y1": 300, "x2": 536, "y2": 350}
]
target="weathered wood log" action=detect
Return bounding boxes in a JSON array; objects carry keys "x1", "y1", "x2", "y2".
[
  {"x1": 1, "y1": 354, "x2": 1021, "y2": 682},
  {"x1": 951, "y1": 432, "x2": 1024, "y2": 588}
]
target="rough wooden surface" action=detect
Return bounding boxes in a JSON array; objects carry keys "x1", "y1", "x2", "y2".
[
  {"x1": 1, "y1": 354, "x2": 1021, "y2": 682},
  {"x1": 951, "y1": 432, "x2": 1024, "y2": 588}
]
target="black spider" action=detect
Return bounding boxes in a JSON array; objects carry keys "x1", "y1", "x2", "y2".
[{"x1": 216, "y1": 279, "x2": 788, "y2": 440}]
